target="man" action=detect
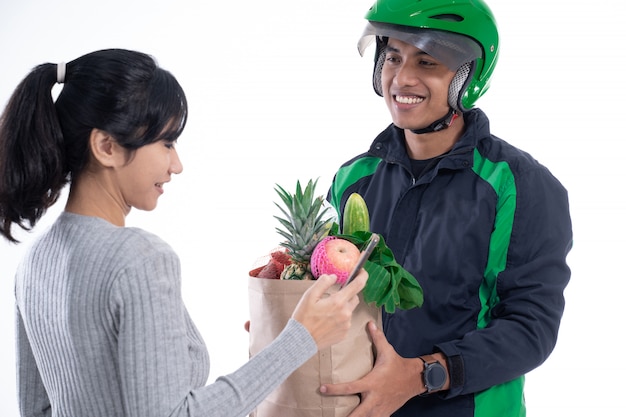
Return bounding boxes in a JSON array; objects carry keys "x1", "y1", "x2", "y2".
[{"x1": 320, "y1": 0, "x2": 573, "y2": 416}]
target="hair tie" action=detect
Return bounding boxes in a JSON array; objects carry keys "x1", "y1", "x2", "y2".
[{"x1": 57, "y1": 62, "x2": 66, "y2": 84}]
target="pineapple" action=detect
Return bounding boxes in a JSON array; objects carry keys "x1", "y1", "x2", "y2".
[{"x1": 274, "y1": 179, "x2": 333, "y2": 280}]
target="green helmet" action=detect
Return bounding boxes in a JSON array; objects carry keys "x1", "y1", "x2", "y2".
[{"x1": 359, "y1": 0, "x2": 499, "y2": 111}]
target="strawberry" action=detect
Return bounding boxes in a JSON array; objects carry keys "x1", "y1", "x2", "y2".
[
  {"x1": 250, "y1": 250, "x2": 292, "y2": 279},
  {"x1": 257, "y1": 260, "x2": 281, "y2": 279},
  {"x1": 270, "y1": 251, "x2": 292, "y2": 269},
  {"x1": 249, "y1": 265, "x2": 266, "y2": 277}
]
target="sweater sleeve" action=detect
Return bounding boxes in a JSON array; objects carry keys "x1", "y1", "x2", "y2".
[
  {"x1": 436, "y1": 165, "x2": 573, "y2": 396},
  {"x1": 186, "y1": 319, "x2": 316, "y2": 417},
  {"x1": 16, "y1": 306, "x2": 52, "y2": 417},
  {"x1": 111, "y1": 247, "x2": 317, "y2": 417}
]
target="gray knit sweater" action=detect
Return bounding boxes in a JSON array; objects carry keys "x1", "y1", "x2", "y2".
[{"x1": 15, "y1": 212, "x2": 317, "y2": 417}]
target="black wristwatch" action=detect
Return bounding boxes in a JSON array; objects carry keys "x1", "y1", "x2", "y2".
[{"x1": 419, "y1": 355, "x2": 447, "y2": 395}]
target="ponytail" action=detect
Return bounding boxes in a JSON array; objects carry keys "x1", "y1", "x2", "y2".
[
  {"x1": 0, "y1": 49, "x2": 188, "y2": 243},
  {"x1": 0, "y1": 63, "x2": 67, "y2": 243}
]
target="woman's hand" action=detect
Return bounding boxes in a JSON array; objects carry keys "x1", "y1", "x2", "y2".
[{"x1": 292, "y1": 270, "x2": 367, "y2": 350}]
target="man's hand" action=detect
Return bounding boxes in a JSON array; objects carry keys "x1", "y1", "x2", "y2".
[{"x1": 319, "y1": 321, "x2": 423, "y2": 417}]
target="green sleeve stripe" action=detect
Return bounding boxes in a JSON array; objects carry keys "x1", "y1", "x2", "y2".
[
  {"x1": 475, "y1": 376, "x2": 526, "y2": 417},
  {"x1": 472, "y1": 148, "x2": 524, "y2": 417},
  {"x1": 471, "y1": 147, "x2": 517, "y2": 330},
  {"x1": 329, "y1": 157, "x2": 382, "y2": 213}
]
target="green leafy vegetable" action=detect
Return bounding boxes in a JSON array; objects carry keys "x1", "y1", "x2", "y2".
[{"x1": 327, "y1": 226, "x2": 424, "y2": 313}]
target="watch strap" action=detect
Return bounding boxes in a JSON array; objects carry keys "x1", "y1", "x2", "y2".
[{"x1": 420, "y1": 354, "x2": 438, "y2": 366}]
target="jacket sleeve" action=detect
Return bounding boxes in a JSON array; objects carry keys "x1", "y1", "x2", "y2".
[
  {"x1": 16, "y1": 306, "x2": 52, "y2": 417},
  {"x1": 436, "y1": 164, "x2": 573, "y2": 396}
]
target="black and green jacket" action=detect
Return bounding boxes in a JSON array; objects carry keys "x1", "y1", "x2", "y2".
[{"x1": 328, "y1": 108, "x2": 572, "y2": 417}]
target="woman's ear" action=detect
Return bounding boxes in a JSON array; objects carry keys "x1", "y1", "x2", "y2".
[{"x1": 89, "y1": 129, "x2": 122, "y2": 168}]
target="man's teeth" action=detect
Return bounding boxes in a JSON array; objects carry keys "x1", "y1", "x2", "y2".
[{"x1": 395, "y1": 95, "x2": 424, "y2": 104}]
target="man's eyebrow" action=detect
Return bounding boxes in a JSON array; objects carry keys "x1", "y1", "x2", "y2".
[{"x1": 385, "y1": 44, "x2": 430, "y2": 56}]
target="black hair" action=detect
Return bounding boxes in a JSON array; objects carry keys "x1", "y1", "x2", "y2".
[{"x1": 0, "y1": 49, "x2": 188, "y2": 243}]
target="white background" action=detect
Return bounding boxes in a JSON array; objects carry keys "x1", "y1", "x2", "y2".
[{"x1": 1, "y1": 0, "x2": 624, "y2": 415}]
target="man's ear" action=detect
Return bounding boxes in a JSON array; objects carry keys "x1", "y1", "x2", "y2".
[{"x1": 89, "y1": 129, "x2": 122, "y2": 167}]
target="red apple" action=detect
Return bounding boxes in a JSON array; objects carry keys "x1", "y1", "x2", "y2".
[{"x1": 310, "y1": 236, "x2": 361, "y2": 285}]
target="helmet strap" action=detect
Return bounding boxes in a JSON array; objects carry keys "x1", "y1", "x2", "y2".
[{"x1": 410, "y1": 107, "x2": 458, "y2": 134}]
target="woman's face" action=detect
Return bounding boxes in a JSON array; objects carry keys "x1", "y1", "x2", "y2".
[{"x1": 115, "y1": 139, "x2": 183, "y2": 212}]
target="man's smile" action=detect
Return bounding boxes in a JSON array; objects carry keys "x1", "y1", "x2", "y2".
[{"x1": 394, "y1": 95, "x2": 425, "y2": 105}]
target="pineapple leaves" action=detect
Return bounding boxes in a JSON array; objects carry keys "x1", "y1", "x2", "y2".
[
  {"x1": 331, "y1": 229, "x2": 424, "y2": 313},
  {"x1": 273, "y1": 179, "x2": 333, "y2": 274}
]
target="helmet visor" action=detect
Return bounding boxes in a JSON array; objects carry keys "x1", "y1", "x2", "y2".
[{"x1": 358, "y1": 22, "x2": 482, "y2": 71}]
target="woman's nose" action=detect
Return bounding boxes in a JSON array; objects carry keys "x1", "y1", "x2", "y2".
[{"x1": 170, "y1": 148, "x2": 183, "y2": 175}]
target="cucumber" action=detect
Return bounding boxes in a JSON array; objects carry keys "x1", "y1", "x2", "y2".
[{"x1": 342, "y1": 193, "x2": 370, "y2": 235}]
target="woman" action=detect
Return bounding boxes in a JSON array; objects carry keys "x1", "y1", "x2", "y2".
[{"x1": 0, "y1": 49, "x2": 366, "y2": 417}]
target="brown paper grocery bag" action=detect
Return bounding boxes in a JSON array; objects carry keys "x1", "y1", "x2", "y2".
[{"x1": 248, "y1": 276, "x2": 382, "y2": 417}]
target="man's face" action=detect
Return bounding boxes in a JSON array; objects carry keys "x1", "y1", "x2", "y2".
[{"x1": 381, "y1": 37, "x2": 457, "y2": 131}]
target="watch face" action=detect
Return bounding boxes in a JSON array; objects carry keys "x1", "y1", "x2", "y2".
[{"x1": 425, "y1": 362, "x2": 447, "y2": 390}]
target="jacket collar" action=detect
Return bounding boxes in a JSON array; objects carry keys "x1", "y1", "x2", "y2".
[{"x1": 368, "y1": 108, "x2": 491, "y2": 178}]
